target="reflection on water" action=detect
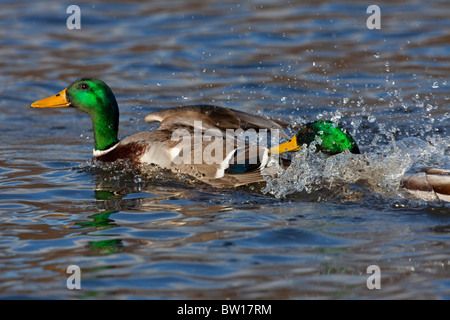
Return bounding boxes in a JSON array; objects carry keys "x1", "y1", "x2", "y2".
[{"x1": 0, "y1": 0, "x2": 449, "y2": 299}]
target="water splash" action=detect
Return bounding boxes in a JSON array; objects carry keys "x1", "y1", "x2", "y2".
[
  {"x1": 262, "y1": 131, "x2": 449, "y2": 201},
  {"x1": 263, "y1": 144, "x2": 411, "y2": 200}
]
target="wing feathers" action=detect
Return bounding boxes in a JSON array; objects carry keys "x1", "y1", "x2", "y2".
[{"x1": 145, "y1": 105, "x2": 289, "y2": 138}]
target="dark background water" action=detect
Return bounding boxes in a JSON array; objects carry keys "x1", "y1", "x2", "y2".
[{"x1": 0, "y1": 0, "x2": 449, "y2": 299}]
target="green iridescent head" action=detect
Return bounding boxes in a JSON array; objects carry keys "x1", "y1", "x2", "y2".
[
  {"x1": 271, "y1": 120, "x2": 360, "y2": 155},
  {"x1": 295, "y1": 120, "x2": 360, "y2": 154},
  {"x1": 31, "y1": 78, "x2": 120, "y2": 151}
]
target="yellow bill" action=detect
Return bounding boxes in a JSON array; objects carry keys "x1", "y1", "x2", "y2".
[
  {"x1": 269, "y1": 134, "x2": 301, "y2": 155},
  {"x1": 31, "y1": 88, "x2": 71, "y2": 108}
]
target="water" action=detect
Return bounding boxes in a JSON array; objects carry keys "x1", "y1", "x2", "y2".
[{"x1": 0, "y1": 0, "x2": 449, "y2": 299}]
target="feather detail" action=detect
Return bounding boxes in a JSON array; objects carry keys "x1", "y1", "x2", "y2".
[
  {"x1": 401, "y1": 168, "x2": 450, "y2": 202},
  {"x1": 145, "y1": 105, "x2": 290, "y2": 139}
]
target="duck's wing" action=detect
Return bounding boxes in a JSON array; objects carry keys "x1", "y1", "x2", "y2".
[
  {"x1": 144, "y1": 105, "x2": 290, "y2": 139},
  {"x1": 137, "y1": 105, "x2": 289, "y2": 187},
  {"x1": 167, "y1": 131, "x2": 273, "y2": 187},
  {"x1": 401, "y1": 167, "x2": 450, "y2": 202}
]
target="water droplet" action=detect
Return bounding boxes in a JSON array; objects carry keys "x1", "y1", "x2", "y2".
[
  {"x1": 374, "y1": 53, "x2": 380, "y2": 59},
  {"x1": 316, "y1": 137, "x2": 323, "y2": 145},
  {"x1": 432, "y1": 82, "x2": 439, "y2": 89},
  {"x1": 368, "y1": 115, "x2": 376, "y2": 123}
]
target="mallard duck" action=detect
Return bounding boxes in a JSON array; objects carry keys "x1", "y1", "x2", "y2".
[
  {"x1": 274, "y1": 121, "x2": 449, "y2": 202},
  {"x1": 31, "y1": 78, "x2": 449, "y2": 202},
  {"x1": 30, "y1": 78, "x2": 287, "y2": 187}
]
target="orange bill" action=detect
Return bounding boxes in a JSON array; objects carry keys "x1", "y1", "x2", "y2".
[
  {"x1": 31, "y1": 88, "x2": 71, "y2": 108},
  {"x1": 269, "y1": 134, "x2": 301, "y2": 155}
]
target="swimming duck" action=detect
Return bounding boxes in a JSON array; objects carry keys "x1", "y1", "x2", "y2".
[
  {"x1": 273, "y1": 122, "x2": 449, "y2": 202},
  {"x1": 31, "y1": 79, "x2": 279, "y2": 186},
  {"x1": 31, "y1": 78, "x2": 449, "y2": 201}
]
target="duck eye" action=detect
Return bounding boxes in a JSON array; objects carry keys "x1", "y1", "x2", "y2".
[{"x1": 78, "y1": 83, "x2": 90, "y2": 90}]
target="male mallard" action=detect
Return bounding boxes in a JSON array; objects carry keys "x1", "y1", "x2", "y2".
[
  {"x1": 274, "y1": 124, "x2": 449, "y2": 202},
  {"x1": 30, "y1": 78, "x2": 282, "y2": 187},
  {"x1": 31, "y1": 78, "x2": 449, "y2": 201}
]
